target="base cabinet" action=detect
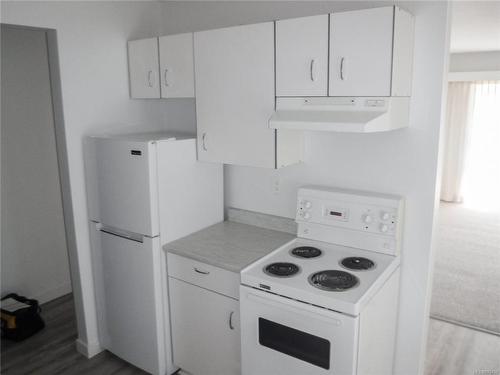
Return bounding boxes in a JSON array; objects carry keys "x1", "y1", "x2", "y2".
[{"x1": 169, "y1": 277, "x2": 240, "y2": 375}]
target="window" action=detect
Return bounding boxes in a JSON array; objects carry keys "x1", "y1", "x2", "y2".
[{"x1": 462, "y1": 81, "x2": 500, "y2": 210}]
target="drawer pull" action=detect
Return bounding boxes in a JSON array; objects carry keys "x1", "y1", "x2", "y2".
[
  {"x1": 229, "y1": 311, "x2": 235, "y2": 330},
  {"x1": 194, "y1": 267, "x2": 210, "y2": 275}
]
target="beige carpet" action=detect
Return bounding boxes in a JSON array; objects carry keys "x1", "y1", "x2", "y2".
[{"x1": 430, "y1": 202, "x2": 500, "y2": 335}]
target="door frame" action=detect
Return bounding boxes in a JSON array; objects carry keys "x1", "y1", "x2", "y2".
[{"x1": 1, "y1": 23, "x2": 92, "y2": 356}]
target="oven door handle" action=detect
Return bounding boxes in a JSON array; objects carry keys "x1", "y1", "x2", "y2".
[{"x1": 246, "y1": 291, "x2": 344, "y2": 326}]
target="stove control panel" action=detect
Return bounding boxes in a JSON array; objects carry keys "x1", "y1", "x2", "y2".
[{"x1": 296, "y1": 186, "x2": 404, "y2": 255}]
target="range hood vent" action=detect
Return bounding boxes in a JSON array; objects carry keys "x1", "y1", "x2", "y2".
[{"x1": 269, "y1": 97, "x2": 410, "y2": 133}]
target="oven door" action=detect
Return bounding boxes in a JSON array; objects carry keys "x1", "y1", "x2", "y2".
[{"x1": 240, "y1": 286, "x2": 359, "y2": 375}]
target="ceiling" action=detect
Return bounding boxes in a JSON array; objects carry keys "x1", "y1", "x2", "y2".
[{"x1": 450, "y1": 1, "x2": 500, "y2": 53}]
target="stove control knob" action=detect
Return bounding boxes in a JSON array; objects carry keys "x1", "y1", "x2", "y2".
[
  {"x1": 303, "y1": 201, "x2": 312, "y2": 209},
  {"x1": 362, "y1": 214, "x2": 373, "y2": 224},
  {"x1": 379, "y1": 223, "x2": 389, "y2": 233},
  {"x1": 381, "y1": 211, "x2": 391, "y2": 221},
  {"x1": 303, "y1": 212, "x2": 311, "y2": 220}
]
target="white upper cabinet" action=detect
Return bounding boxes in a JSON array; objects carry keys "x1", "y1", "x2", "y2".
[
  {"x1": 195, "y1": 22, "x2": 285, "y2": 168},
  {"x1": 276, "y1": 15, "x2": 329, "y2": 97},
  {"x1": 128, "y1": 34, "x2": 195, "y2": 99},
  {"x1": 390, "y1": 7, "x2": 415, "y2": 97},
  {"x1": 194, "y1": 22, "x2": 302, "y2": 168},
  {"x1": 128, "y1": 38, "x2": 160, "y2": 99},
  {"x1": 329, "y1": 7, "x2": 394, "y2": 97},
  {"x1": 159, "y1": 33, "x2": 195, "y2": 98}
]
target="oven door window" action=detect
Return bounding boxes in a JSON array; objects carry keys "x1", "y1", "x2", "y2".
[{"x1": 258, "y1": 318, "x2": 330, "y2": 369}]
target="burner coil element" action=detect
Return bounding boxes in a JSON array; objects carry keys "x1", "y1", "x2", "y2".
[
  {"x1": 264, "y1": 262, "x2": 300, "y2": 277},
  {"x1": 308, "y1": 270, "x2": 359, "y2": 291},
  {"x1": 340, "y1": 257, "x2": 375, "y2": 271},
  {"x1": 290, "y1": 246, "x2": 322, "y2": 258}
]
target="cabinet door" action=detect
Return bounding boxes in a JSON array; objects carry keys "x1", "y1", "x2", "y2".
[
  {"x1": 276, "y1": 15, "x2": 329, "y2": 97},
  {"x1": 128, "y1": 38, "x2": 160, "y2": 98},
  {"x1": 329, "y1": 7, "x2": 394, "y2": 97},
  {"x1": 194, "y1": 22, "x2": 275, "y2": 168},
  {"x1": 159, "y1": 33, "x2": 195, "y2": 98},
  {"x1": 169, "y1": 277, "x2": 240, "y2": 375}
]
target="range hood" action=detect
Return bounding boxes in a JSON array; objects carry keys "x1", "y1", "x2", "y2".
[{"x1": 269, "y1": 97, "x2": 410, "y2": 133}]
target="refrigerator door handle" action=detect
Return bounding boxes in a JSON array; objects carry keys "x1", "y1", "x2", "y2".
[{"x1": 100, "y1": 227, "x2": 144, "y2": 243}]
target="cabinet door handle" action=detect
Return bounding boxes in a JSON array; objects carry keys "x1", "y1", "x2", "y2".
[
  {"x1": 147, "y1": 70, "x2": 154, "y2": 87},
  {"x1": 340, "y1": 57, "x2": 346, "y2": 81},
  {"x1": 201, "y1": 132, "x2": 207, "y2": 151},
  {"x1": 310, "y1": 59, "x2": 317, "y2": 82},
  {"x1": 194, "y1": 267, "x2": 210, "y2": 275},
  {"x1": 229, "y1": 311, "x2": 235, "y2": 330},
  {"x1": 164, "y1": 68, "x2": 169, "y2": 87}
]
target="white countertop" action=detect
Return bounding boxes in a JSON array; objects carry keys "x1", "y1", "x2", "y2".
[{"x1": 163, "y1": 221, "x2": 295, "y2": 273}]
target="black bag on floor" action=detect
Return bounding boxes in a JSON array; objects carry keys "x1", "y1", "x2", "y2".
[{"x1": 1, "y1": 293, "x2": 45, "y2": 341}]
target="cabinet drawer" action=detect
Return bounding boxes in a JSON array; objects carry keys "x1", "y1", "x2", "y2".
[{"x1": 167, "y1": 253, "x2": 240, "y2": 299}]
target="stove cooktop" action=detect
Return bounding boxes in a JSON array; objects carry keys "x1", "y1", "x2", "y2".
[{"x1": 241, "y1": 238, "x2": 400, "y2": 316}]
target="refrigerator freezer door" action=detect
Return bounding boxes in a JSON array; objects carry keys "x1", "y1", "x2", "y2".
[
  {"x1": 88, "y1": 137, "x2": 159, "y2": 236},
  {"x1": 92, "y1": 227, "x2": 170, "y2": 375}
]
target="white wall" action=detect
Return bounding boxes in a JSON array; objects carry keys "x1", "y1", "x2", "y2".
[
  {"x1": 449, "y1": 51, "x2": 500, "y2": 72},
  {"x1": 1, "y1": 1, "x2": 170, "y2": 355},
  {"x1": 1, "y1": 26, "x2": 72, "y2": 304},
  {"x1": 160, "y1": 2, "x2": 450, "y2": 375}
]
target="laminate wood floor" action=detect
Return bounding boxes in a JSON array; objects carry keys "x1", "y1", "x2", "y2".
[
  {"x1": 425, "y1": 318, "x2": 500, "y2": 375},
  {"x1": 2, "y1": 294, "x2": 499, "y2": 375},
  {"x1": 1, "y1": 294, "x2": 146, "y2": 375}
]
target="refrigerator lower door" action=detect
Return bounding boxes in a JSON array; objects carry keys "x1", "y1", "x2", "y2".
[
  {"x1": 86, "y1": 137, "x2": 159, "y2": 236},
  {"x1": 91, "y1": 225, "x2": 172, "y2": 375}
]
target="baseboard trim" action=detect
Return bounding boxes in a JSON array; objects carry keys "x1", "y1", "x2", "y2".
[
  {"x1": 75, "y1": 338, "x2": 103, "y2": 358},
  {"x1": 32, "y1": 282, "x2": 73, "y2": 305}
]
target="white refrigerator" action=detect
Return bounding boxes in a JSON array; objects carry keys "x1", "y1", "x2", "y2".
[{"x1": 85, "y1": 132, "x2": 223, "y2": 375}]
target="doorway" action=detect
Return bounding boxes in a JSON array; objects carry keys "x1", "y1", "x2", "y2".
[
  {"x1": 1, "y1": 24, "x2": 76, "y2": 370},
  {"x1": 1, "y1": 24, "x2": 71, "y2": 304},
  {"x1": 426, "y1": 72, "x2": 500, "y2": 375}
]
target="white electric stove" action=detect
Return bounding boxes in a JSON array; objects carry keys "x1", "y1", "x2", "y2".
[{"x1": 240, "y1": 186, "x2": 404, "y2": 375}]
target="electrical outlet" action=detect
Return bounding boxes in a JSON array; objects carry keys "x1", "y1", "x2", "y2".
[{"x1": 272, "y1": 176, "x2": 281, "y2": 194}]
